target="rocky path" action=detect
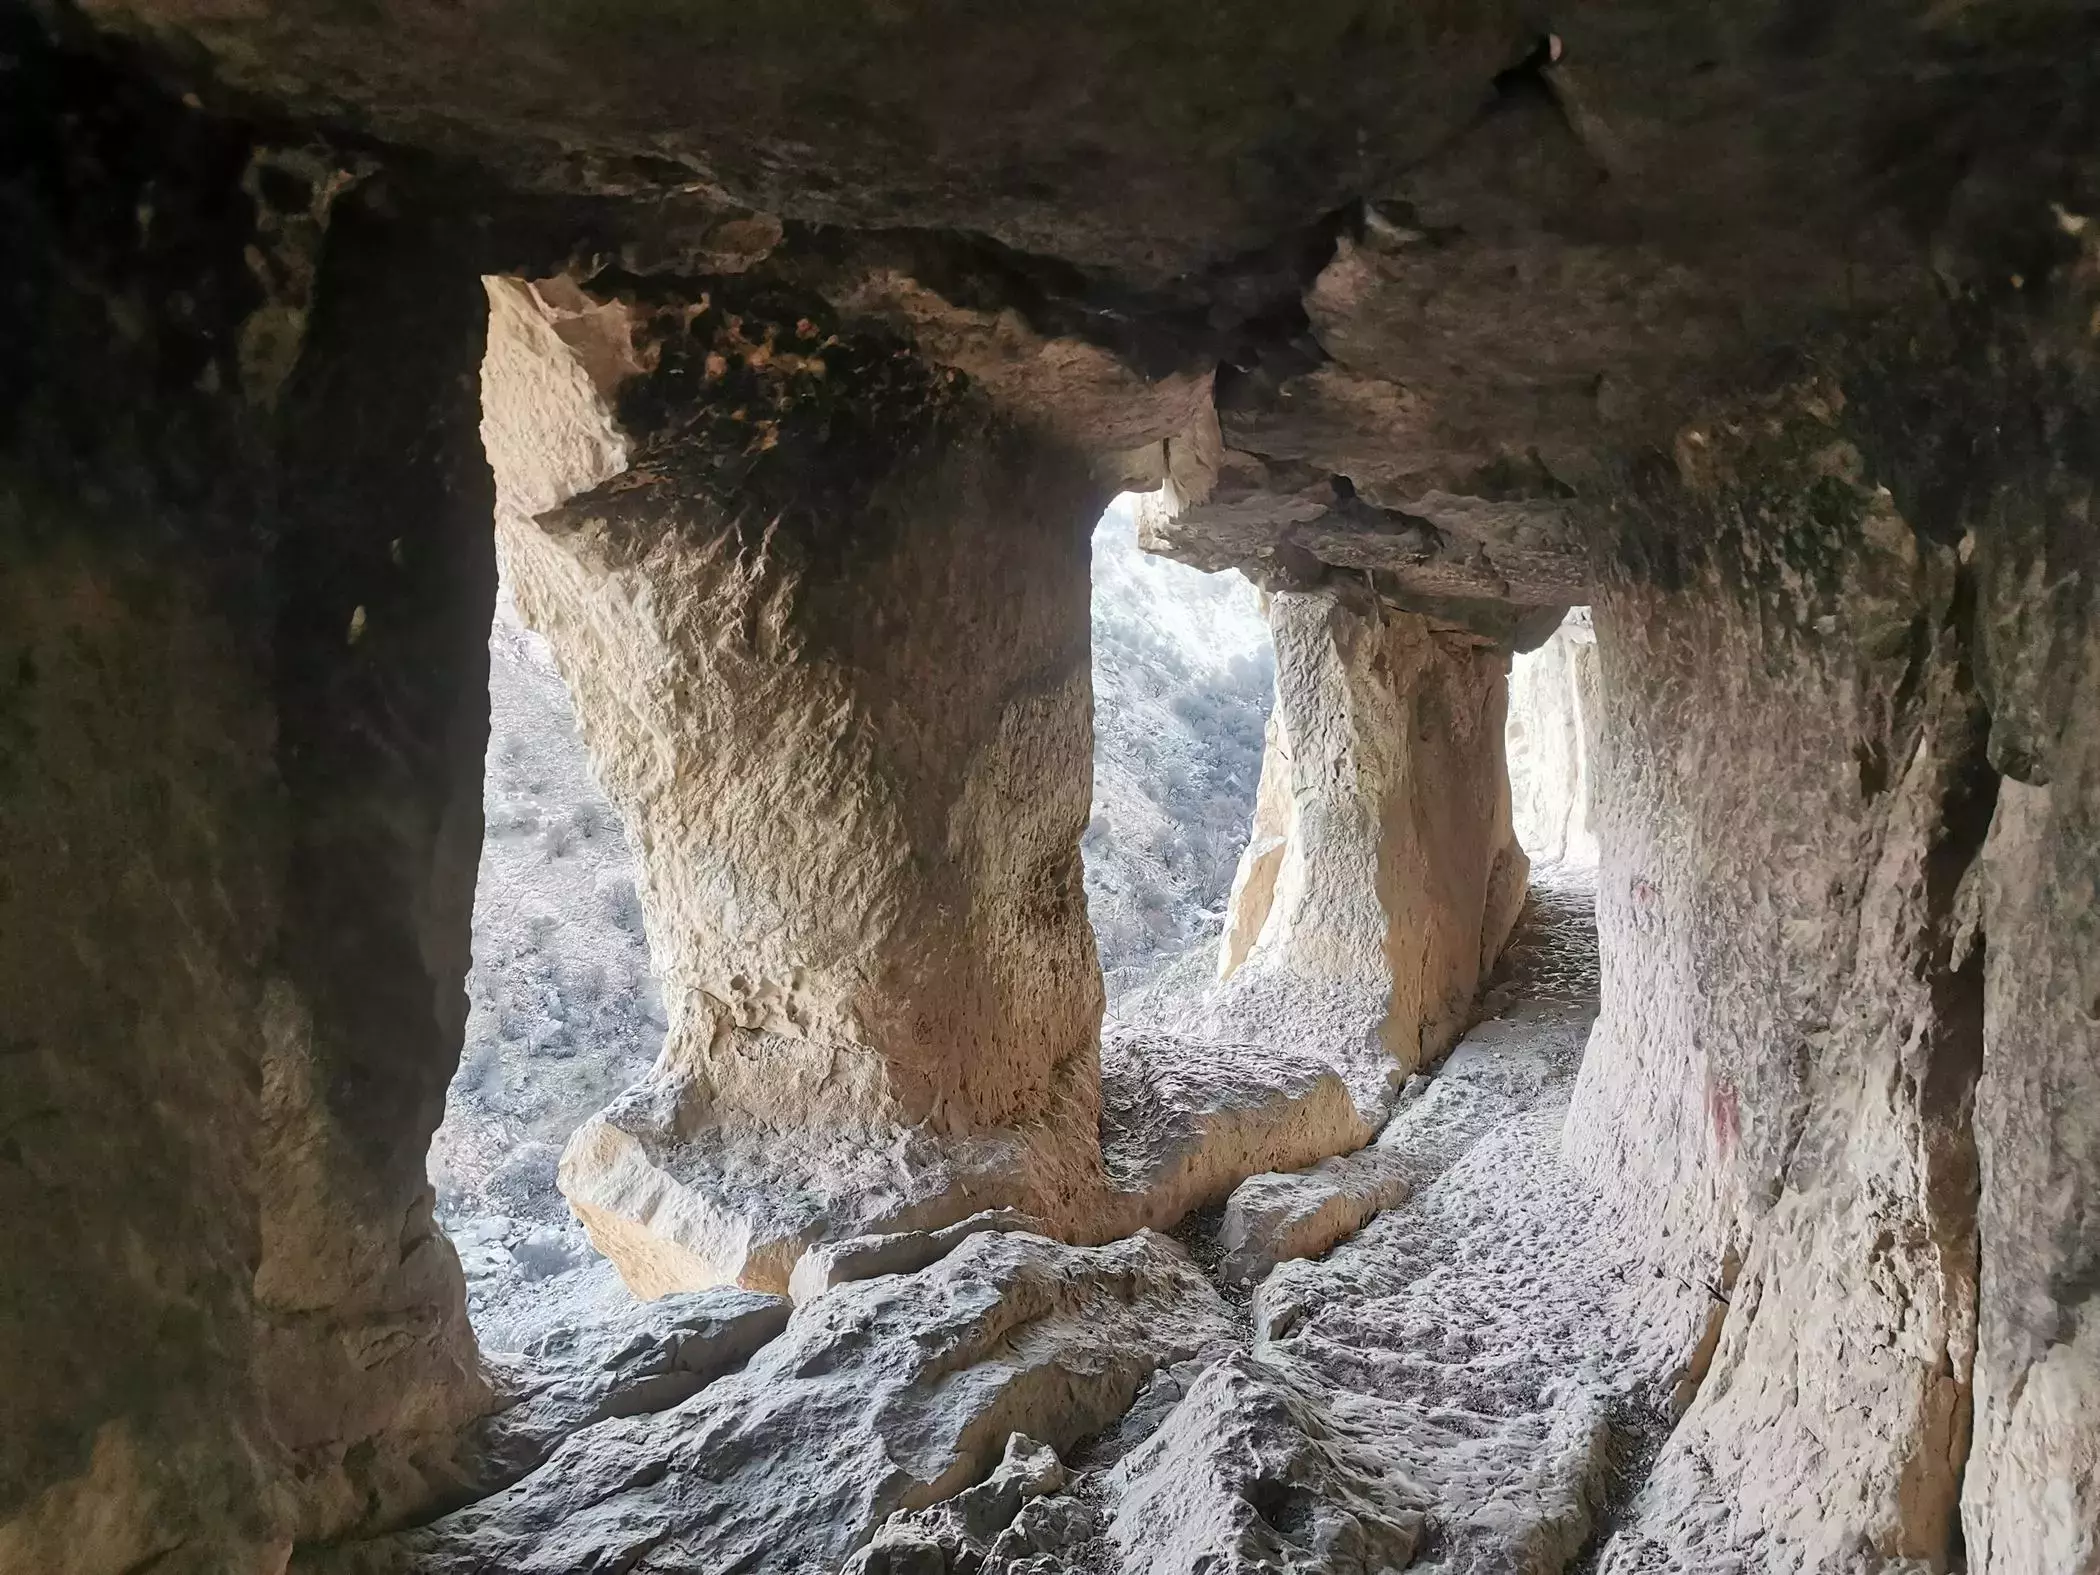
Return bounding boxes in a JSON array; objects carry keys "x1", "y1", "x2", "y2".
[
  {"x1": 313, "y1": 869, "x2": 1689, "y2": 1574},
  {"x1": 1099, "y1": 864, "x2": 1690, "y2": 1575},
  {"x1": 1233, "y1": 868, "x2": 1689, "y2": 1572}
]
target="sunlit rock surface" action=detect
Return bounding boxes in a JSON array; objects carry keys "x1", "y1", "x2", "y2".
[
  {"x1": 1507, "y1": 610, "x2": 1599, "y2": 869},
  {"x1": 480, "y1": 274, "x2": 1113, "y2": 1291}
]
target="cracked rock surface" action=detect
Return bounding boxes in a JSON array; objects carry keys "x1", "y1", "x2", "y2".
[{"x1": 299, "y1": 1230, "x2": 1236, "y2": 1574}]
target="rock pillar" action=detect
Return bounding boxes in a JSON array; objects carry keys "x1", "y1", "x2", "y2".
[
  {"x1": 1215, "y1": 586, "x2": 1529, "y2": 1081},
  {"x1": 1, "y1": 35, "x2": 491, "y2": 1572},
  {"x1": 479, "y1": 277, "x2": 1111, "y2": 1294}
]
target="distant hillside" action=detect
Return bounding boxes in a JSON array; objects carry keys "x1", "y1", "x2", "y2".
[{"x1": 1083, "y1": 499, "x2": 1272, "y2": 1003}]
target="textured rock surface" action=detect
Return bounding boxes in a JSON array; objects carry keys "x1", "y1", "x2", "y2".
[
  {"x1": 1956, "y1": 357, "x2": 2100, "y2": 1571},
  {"x1": 1232, "y1": 873, "x2": 1688, "y2": 1575},
  {"x1": 302, "y1": 1230, "x2": 1238, "y2": 1574},
  {"x1": 844, "y1": 1432, "x2": 1068, "y2": 1575},
  {"x1": 1096, "y1": 1028, "x2": 1375, "y2": 1237},
  {"x1": 788, "y1": 1209, "x2": 1045, "y2": 1306},
  {"x1": 14, "y1": 1, "x2": 2100, "y2": 1568},
  {"x1": 1213, "y1": 587, "x2": 1529, "y2": 1081},
  {"x1": 1568, "y1": 344, "x2": 2100, "y2": 1572},
  {"x1": 480, "y1": 273, "x2": 1113, "y2": 1292},
  {"x1": 0, "y1": 36, "x2": 496, "y2": 1569},
  {"x1": 1507, "y1": 610, "x2": 1599, "y2": 868},
  {"x1": 1091, "y1": 872, "x2": 1687, "y2": 1575},
  {"x1": 472, "y1": 1286, "x2": 787, "y2": 1486},
  {"x1": 1218, "y1": 1150, "x2": 1412, "y2": 1289}
]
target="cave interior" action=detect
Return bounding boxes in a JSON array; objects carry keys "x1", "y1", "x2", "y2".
[{"x1": 1, "y1": 2, "x2": 2096, "y2": 1572}]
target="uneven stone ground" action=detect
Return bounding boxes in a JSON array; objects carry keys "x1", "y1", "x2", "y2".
[
  {"x1": 1077, "y1": 861, "x2": 1693, "y2": 1575},
  {"x1": 1236, "y1": 865, "x2": 1692, "y2": 1573},
  {"x1": 336, "y1": 861, "x2": 1701, "y2": 1573}
]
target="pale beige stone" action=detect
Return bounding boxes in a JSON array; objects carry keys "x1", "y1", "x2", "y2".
[
  {"x1": 1214, "y1": 586, "x2": 1529, "y2": 1079},
  {"x1": 1216, "y1": 707, "x2": 1293, "y2": 982}
]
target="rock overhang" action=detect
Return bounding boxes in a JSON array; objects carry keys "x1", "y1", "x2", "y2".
[{"x1": 65, "y1": 0, "x2": 2100, "y2": 646}]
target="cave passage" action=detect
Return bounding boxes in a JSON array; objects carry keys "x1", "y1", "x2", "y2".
[{"x1": 4, "y1": 14, "x2": 2096, "y2": 1575}]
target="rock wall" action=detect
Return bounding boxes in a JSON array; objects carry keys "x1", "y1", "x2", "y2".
[
  {"x1": 480, "y1": 275, "x2": 1113, "y2": 1292},
  {"x1": 0, "y1": 32, "x2": 493, "y2": 1570},
  {"x1": 1217, "y1": 587, "x2": 1528, "y2": 1076},
  {"x1": 1571, "y1": 339, "x2": 2100, "y2": 1570},
  {"x1": 1506, "y1": 609, "x2": 1598, "y2": 868}
]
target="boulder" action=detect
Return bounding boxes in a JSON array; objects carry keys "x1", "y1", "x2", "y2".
[
  {"x1": 1217, "y1": 1152, "x2": 1412, "y2": 1288},
  {"x1": 788, "y1": 1209, "x2": 1046, "y2": 1305},
  {"x1": 472, "y1": 1287, "x2": 791, "y2": 1484},
  {"x1": 1104, "y1": 1353, "x2": 1426, "y2": 1575}
]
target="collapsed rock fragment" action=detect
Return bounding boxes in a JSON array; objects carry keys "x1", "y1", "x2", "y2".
[
  {"x1": 789, "y1": 1209, "x2": 1045, "y2": 1305},
  {"x1": 844, "y1": 1432, "x2": 1069, "y2": 1575},
  {"x1": 301, "y1": 1230, "x2": 1236, "y2": 1574},
  {"x1": 1106, "y1": 1353, "x2": 1427, "y2": 1575}
]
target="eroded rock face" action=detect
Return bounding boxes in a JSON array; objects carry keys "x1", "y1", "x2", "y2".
[
  {"x1": 480, "y1": 273, "x2": 1113, "y2": 1291},
  {"x1": 303, "y1": 1230, "x2": 1238, "y2": 1574},
  {"x1": 1569, "y1": 338, "x2": 2100, "y2": 1571},
  {"x1": 1106, "y1": 1353, "x2": 1426, "y2": 1575},
  {"x1": 471, "y1": 1286, "x2": 790, "y2": 1486},
  {"x1": 1215, "y1": 587, "x2": 1530, "y2": 1079},
  {"x1": 0, "y1": 36, "x2": 493, "y2": 1570}
]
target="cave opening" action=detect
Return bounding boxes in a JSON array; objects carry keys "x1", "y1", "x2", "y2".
[
  {"x1": 424, "y1": 469, "x2": 1288, "y2": 1347},
  {"x1": 9, "y1": 12, "x2": 2098, "y2": 1565},
  {"x1": 427, "y1": 569, "x2": 666, "y2": 1351},
  {"x1": 1083, "y1": 494, "x2": 1274, "y2": 1013}
]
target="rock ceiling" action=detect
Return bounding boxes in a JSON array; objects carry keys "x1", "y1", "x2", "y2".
[{"x1": 75, "y1": 0, "x2": 2096, "y2": 636}]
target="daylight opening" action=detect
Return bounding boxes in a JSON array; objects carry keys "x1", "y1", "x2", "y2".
[
  {"x1": 1083, "y1": 495, "x2": 1274, "y2": 1013},
  {"x1": 428, "y1": 576, "x2": 665, "y2": 1350},
  {"x1": 1505, "y1": 607, "x2": 1598, "y2": 871}
]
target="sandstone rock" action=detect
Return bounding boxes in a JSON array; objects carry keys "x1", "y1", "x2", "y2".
[
  {"x1": 789, "y1": 1209, "x2": 1046, "y2": 1305},
  {"x1": 1096, "y1": 1027, "x2": 1373, "y2": 1234},
  {"x1": 1105, "y1": 1353, "x2": 1427, "y2": 1575},
  {"x1": 1217, "y1": 1150, "x2": 1411, "y2": 1287},
  {"x1": 843, "y1": 1432, "x2": 1067, "y2": 1574},
  {"x1": 481, "y1": 274, "x2": 1113, "y2": 1293},
  {"x1": 472, "y1": 1287, "x2": 790, "y2": 1484},
  {"x1": 0, "y1": 68, "x2": 497, "y2": 1570},
  {"x1": 1217, "y1": 706, "x2": 1294, "y2": 982},
  {"x1": 1563, "y1": 381, "x2": 2033, "y2": 1572},
  {"x1": 1210, "y1": 587, "x2": 1529, "y2": 1082},
  {"x1": 1252, "y1": 1031, "x2": 1559, "y2": 1347},
  {"x1": 19, "y1": 10, "x2": 2100, "y2": 1572},
  {"x1": 302, "y1": 1231, "x2": 1237, "y2": 1574},
  {"x1": 1955, "y1": 460, "x2": 2100, "y2": 1575}
]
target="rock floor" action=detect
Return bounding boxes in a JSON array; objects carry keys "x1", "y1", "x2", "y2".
[{"x1": 329, "y1": 865, "x2": 1697, "y2": 1573}]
